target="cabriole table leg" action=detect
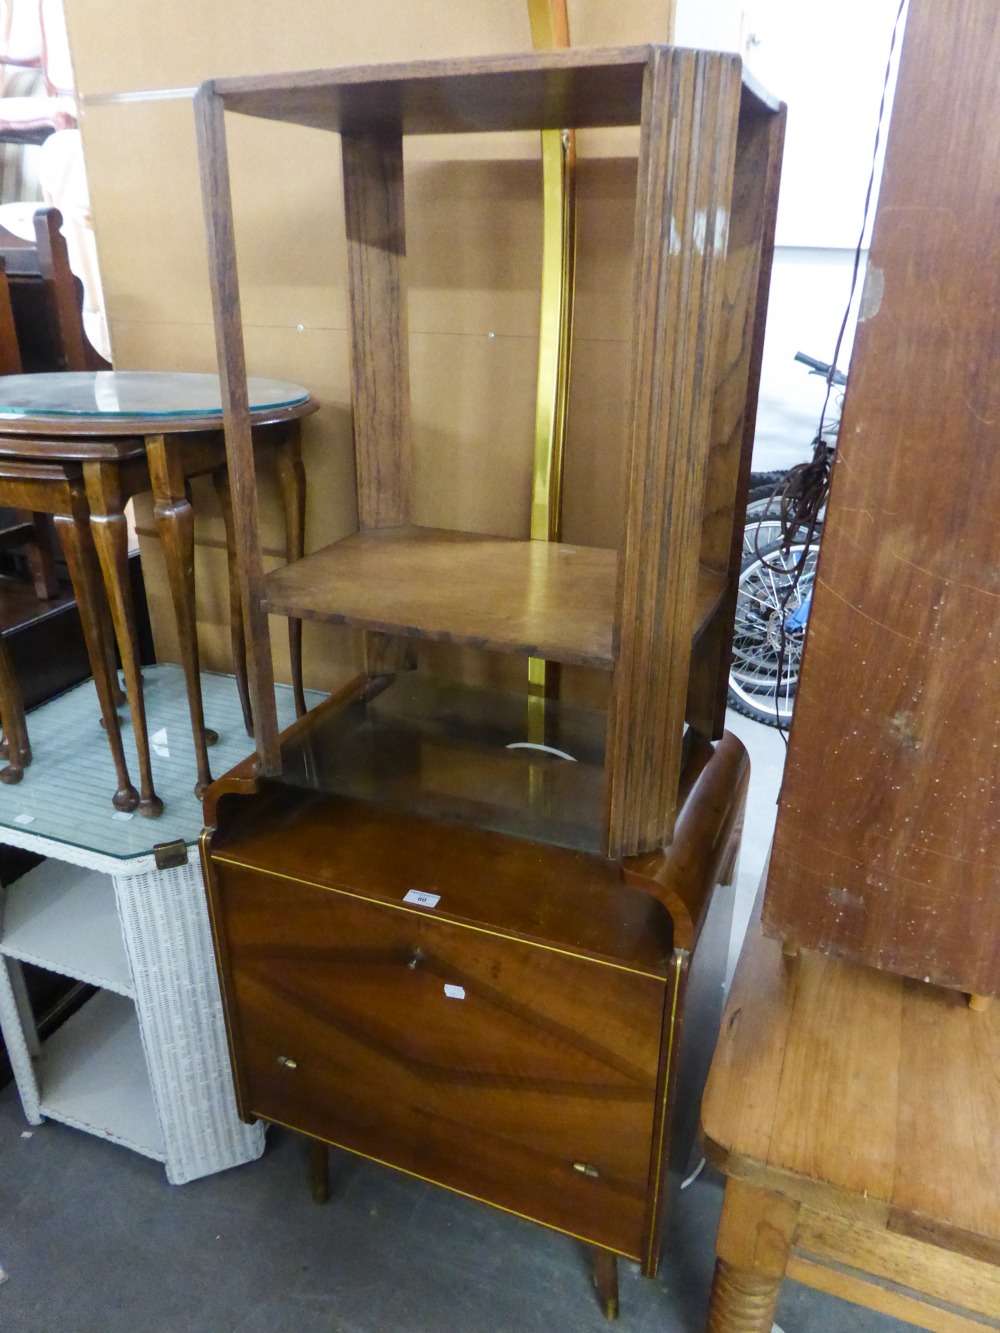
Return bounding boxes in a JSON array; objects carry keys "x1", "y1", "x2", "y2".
[
  {"x1": 85, "y1": 460, "x2": 163, "y2": 817},
  {"x1": 54, "y1": 496, "x2": 139, "y2": 812},
  {"x1": 145, "y1": 434, "x2": 214, "y2": 797}
]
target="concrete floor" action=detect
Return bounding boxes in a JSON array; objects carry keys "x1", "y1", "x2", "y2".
[{"x1": 0, "y1": 713, "x2": 913, "y2": 1333}]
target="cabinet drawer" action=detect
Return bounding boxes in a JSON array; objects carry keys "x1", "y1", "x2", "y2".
[{"x1": 212, "y1": 863, "x2": 667, "y2": 1256}]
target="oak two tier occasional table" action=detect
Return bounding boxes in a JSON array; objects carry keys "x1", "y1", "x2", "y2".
[
  {"x1": 0, "y1": 371, "x2": 318, "y2": 811},
  {"x1": 700, "y1": 896, "x2": 1000, "y2": 1332}
]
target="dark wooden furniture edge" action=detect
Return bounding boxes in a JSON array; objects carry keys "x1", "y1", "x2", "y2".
[
  {"x1": 622, "y1": 731, "x2": 749, "y2": 950},
  {"x1": 199, "y1": 44, "x2": 779, "y2": 121},
  {"x1": 201, "y1": 670, "x2": 371, "y2": 827}
]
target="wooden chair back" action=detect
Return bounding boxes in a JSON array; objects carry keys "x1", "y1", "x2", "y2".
[{"x1": 0, "y1": 205, "x2": 108, "y2": 371}]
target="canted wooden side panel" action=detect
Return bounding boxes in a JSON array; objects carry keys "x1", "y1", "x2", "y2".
[
  {"x1": 342, "y1": 132, "x2": 412, "y2": 531},
  {"x1": 686, "y1": 101, "x2": 786, "y2": 738},
  {"x1": 213, "y1": 863, "x2": 665, "y2": 1257},
  {"x1": 605, "y1": 49, "x2": 743, "y2": 858},
  {"x1": 763, "y1": 0, "x2": 1000, "y2": 994}
]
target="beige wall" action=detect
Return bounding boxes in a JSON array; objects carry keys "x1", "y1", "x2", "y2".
[{"x1": 63, "y1": 1, "x2": 675, "y2": 694}]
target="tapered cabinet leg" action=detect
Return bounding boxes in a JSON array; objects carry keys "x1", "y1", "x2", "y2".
[
  {"x1": 591, "y1": 1247, "x2": 619, "y2": 1321},
  {"x1": 307, "y1": 1138, "x2": 329, "y2": 1205},
  {"x1": 213, "y1": 464, "x2": 253, "y2": 736},
  {"x1": 273, "y1": 424, "x2": 307, "y2": 718},
  {"x1": 54, "y1": 501, "x2": 139, "y2": 812},
  {"x1": 84, "y1": 462, "x2": 162, "y2": 817},
  {"x1": 145, "y1": 435, "x2": 214, "y2": 797},
  {"x1": 707, "y1": 1178, "x2": 798, "y2": 1333}
]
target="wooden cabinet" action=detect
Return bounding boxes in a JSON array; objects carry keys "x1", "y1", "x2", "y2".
[
  {"x1": 761, "y1": 0, "x2": 1000, "y2": 998},
  {"x1": 212, "y1": 857, "x2": 662, "y2": 1257},
  {"x1": 194, "y1": 46, "x2": 785, "y2": 858},
  {"x1": 195, "y1": 42, "x2": 781, "y2": 1309},
  {"x1": 203, "y1": 731, "x2": 749, "y2": 1279}
]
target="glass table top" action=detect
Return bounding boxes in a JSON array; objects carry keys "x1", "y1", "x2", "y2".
[{"x1": 0, "y1": 371, "x2": 310, "y2": 420}]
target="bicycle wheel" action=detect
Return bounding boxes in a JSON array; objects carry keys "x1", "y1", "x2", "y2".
[{"x1": 728, "y1": 539, "x2": 818, "y2": 728}]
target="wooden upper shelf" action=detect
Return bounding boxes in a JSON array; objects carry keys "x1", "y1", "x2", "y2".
[
  {"x1": 200, "y1": 46, "x2": 779, "y2": 136},
  {"x1": 262, "y1": 525, "x2": 726, "y2": 670}
]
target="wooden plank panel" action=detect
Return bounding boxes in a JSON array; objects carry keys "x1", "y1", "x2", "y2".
[
  {"x1": 211, "y1": 49, "x2": 651, "y2": 132},
  {"x1": 796, "y1": 1207, "x2": 1000, "y2": 1321},
  {"x1": 703, "y1": 891, "x2": 902, "y2": 1208},
  {"x1": 342, "y1": 132, "x2": 412, "y2": 530},
  {"x1": 700, "y1": 892, "x2": 798, "y2": 1172},
  {"x1": 767, "y1": 949, "x2": 902, "y2": 1201},
  {"x1": 604, "y1": 48, "x2": 742, "y2": 857},
  {"x1": 263, "y1": 525, "x2": 617, "y2": 666},
  {"x1": 263, "y1": 525, "x2": 724, "y2": 669},
  {"x1": 762, "y1": 0, "x2": 1000, "y2": 994},
  {"x1": 891, "y1": 979, "x2": 1000, "y2": 1261},
  {"x1": 786, "y1": 1256, "x2": 999, "y2": 1332}
]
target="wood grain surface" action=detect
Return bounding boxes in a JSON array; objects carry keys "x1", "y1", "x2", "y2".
[
  {"x1": 762, "y1": 0, "x2": 1000, "y2": 995},
  {"x1": 702, "y1": 896, "x2": 1000, "y2": 1261},
  {"x1": 605, "y1": 47, "x2": 742, "y2": 857},
  {"x1": 208, "y1": 45, "x2": 777, "y2": 137},
  {"x1": 342, "y1": 132, "x2": 411, "y2": 530},
  {"x1": 212, "y1": 858, "x2": 664, "y2": 1256},
  {"x1": 263, "y1": 524, "x2": 621, "y2": 666}
]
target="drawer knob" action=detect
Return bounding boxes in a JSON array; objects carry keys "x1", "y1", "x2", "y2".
[
  {"x1": 573, "y1": 1162, "x2": 600, "y2": 1179},
  {"x1": 407, "y1": 947, "x2": 424, "y2": 970},
  {"x1": 276, "y1": 1055, "x2": 298, "y2": 1070}
]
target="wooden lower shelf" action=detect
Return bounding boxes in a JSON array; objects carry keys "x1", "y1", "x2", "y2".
[
  {"x1": 36, "y1": 988, "x2": 165, "y2": 1161},
  {"x1": 262, "y1": 525, "x2": 727, "y2": 669}
]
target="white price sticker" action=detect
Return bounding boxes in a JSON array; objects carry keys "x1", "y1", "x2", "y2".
[
  {"x1": 112, "y1": 811, "x2": 135, "y2": 822},
  {"x1": 13, "y1": 813, "x2": 34, "y2": 826},
  {"x1": 403, "y1": 889, "x2": 440, "y2": 909},
  {"x1": 444, "y1": 984, "x2": 466, "y2": 1001}
]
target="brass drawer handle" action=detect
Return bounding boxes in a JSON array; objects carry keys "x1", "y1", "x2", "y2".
[
  {"x1": 276, "y1": 1055, "x2": 298, "y2": 1070},
  {"x1": 573, "y1": 1162, "x2": 600, "y2": 1179}
]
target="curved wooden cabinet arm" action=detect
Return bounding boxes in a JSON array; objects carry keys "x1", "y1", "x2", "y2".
[{"x1": 621, "y1": 731, "x2": 749, "y2": 951}]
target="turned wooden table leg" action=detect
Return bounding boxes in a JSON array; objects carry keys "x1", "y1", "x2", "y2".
[
  {"x1": 273, "y1": 423, "x2": 307, "y2": 719},
  {"x1": 84, "y1": 461, "x2": 163, "y2": 817},
  {"x1": 145, "y1": 435, "x2": 214, "y2": 797},
  {"x1": 707, "y1": 1178, "x2": 798, "y2": 1333},
  {"x1": 213, "y1": 464, "x2": 253, "y2": 737},
  {"x1": 591, "y1": 1247, "x2": 619, "y2": 1320},
  {"x1": 0, "y1": 638, "x2": 30, "y2": 784},
  {"x1": 307, "y1": 1137, "x2": 329, "y2": 1204},
  {"x1": 54, "y1": 497, "x2": 139, "y2": 812}
]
